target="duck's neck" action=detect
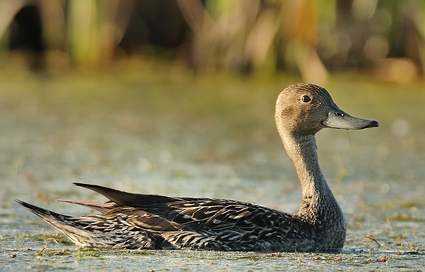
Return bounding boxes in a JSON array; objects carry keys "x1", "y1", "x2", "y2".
[{"x1": 279, "y1": 131, "x2": 344, "y2": 227}]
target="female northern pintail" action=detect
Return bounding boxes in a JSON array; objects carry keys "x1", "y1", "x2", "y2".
[{"x1": 18, "y1": 84, "x2": 378, "y2": 252}]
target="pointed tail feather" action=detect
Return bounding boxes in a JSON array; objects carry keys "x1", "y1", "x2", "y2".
[
  {"x1": 17, "y1": 200, "x2": 71, "y2": 221},
  {"x1": 17, "y1": 200, "x2": 92, "y2": 247},
  {"x1": 57, "y1": 199, "x2": 115, "y2": 212}
]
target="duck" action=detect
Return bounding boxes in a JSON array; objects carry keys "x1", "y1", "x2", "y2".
[{"x1": 18, "y1": 83, "x2": 378, "y2": 252}]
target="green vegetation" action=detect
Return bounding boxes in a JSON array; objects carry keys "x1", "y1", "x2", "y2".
[{"x1": 0, "y1": 1, "x2": 425, "y2": 83}]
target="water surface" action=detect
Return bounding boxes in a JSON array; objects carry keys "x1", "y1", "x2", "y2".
[{"x1": 0, "y1": 69, "x2": 424, "y2": 270}]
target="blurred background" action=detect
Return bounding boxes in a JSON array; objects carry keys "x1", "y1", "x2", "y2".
[
  {"x1": 1, "y1": 0, "x2": 425, "y2": 270},
  {"x1": 1, "y1": 0, "x2": 425, "y2": 83}
]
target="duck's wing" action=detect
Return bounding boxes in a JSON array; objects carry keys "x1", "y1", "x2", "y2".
[
  {"x1": 102, "y1": 198, "x2": 296, "y2": 250},
  {"x1": 73, "y1": 182, "x2": 289, "y2": 230},
  {"x1": 146, "y1": 198, "x2": 288, "y2": 231}
]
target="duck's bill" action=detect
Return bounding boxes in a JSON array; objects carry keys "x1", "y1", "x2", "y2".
[{"x1": 322, "y1": 111, "x2": 379, "y2": 130}]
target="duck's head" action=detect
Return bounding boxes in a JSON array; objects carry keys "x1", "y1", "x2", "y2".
[{"x1": 275, "y1": 83, "x2": 379, "y2": 136}]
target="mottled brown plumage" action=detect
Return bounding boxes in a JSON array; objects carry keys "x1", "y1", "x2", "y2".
[{"x1": 18, "y1": 83, "x2": 378, "y2": 252}]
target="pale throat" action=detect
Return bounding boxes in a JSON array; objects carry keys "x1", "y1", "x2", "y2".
[
  {"x1": 277, "y1": 126, "x2": 340, "y2": 221},
  {"x1": 279, "y1": 132, "x2": 327, "y2": 196}
]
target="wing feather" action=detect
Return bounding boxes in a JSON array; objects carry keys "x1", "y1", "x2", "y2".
[{"x1": 73, "y1": 182, "x2": 182, "y2": 207}]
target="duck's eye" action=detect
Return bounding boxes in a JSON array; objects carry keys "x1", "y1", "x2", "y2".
[{"x1": 301, "y1": 95, "x2": 311, "y2": 103}]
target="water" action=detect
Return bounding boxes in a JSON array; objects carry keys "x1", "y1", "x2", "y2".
[{"x1": 0, "y1": 69, "x2": 424, "y2": 270}]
